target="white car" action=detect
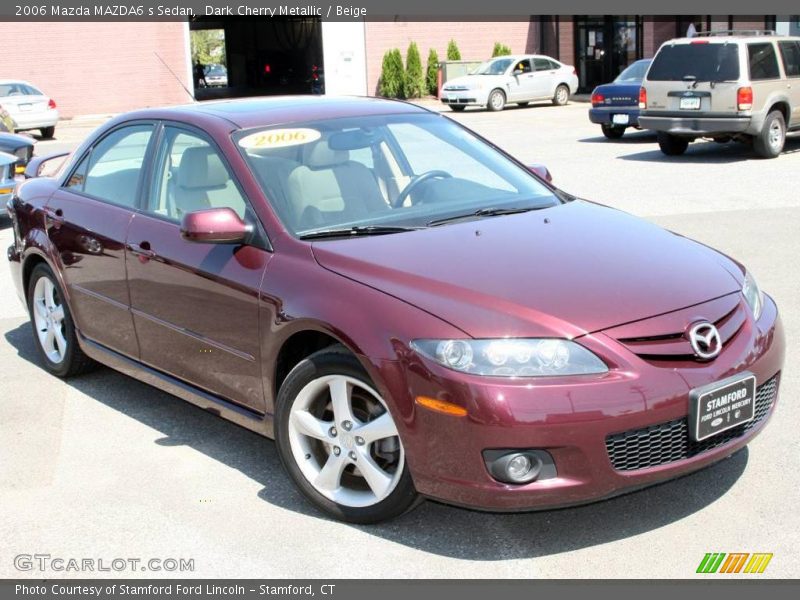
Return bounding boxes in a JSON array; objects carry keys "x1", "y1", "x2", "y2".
[
  {"x1": 441, "y1": 55, "x2": 579, "y2": 112},
  {"x1": 0, "y1": 80, "x2": 59, "y2": 139}
]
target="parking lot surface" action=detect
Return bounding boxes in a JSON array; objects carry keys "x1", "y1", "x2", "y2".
[{"x1": 1, "y1": 102, "x2": 798, "y2": 578}]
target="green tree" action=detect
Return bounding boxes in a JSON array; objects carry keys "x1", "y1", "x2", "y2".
[
  {"x1": 404, "y1": 42, "x2": 425, "y2": 99},
  {"x1": 446, "y1": 39, "x2": 461, "y2": 61},
  {"x1": 491, "y1": 42, "x2": 512, "y2": 57},
  {"x1": 190, "y1": 29, "x2": 226, "y2": 66},
  {"x1": 425, "y1": 48, "x2": 439, "y2": 96},
  {"x1": 379, "y1": 49, "x2": 405, "y2": 98}
]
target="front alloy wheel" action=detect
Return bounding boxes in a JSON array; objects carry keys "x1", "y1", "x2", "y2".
[{"x1": 275, "y1": 347, "x2": 418, "y2": 523}]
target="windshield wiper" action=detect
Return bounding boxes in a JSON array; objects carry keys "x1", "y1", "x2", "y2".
[
  {"x1": 427, "y1": 206, "x2": 543, "y2": 227},
  {"x1": 299, "y1": 225, "x2": 423, "y2": 240}
]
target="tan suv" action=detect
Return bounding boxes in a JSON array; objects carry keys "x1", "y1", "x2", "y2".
[{"x1": 639, "y1": 31, "x2": 800, "y2": 158}]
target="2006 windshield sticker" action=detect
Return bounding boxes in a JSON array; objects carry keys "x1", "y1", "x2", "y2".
[{"x1": 239, "y1": 128, "x2": 321, "y2": 149}]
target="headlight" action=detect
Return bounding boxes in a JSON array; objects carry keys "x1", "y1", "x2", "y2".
[
  {"x1": 742, "y1": 270, "x2": 764, "y2": 320},
  {"x1": 410, "y1": 339, "x2": 608, "y2": 377}
]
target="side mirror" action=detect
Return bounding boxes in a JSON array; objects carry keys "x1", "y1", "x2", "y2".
[
  {"x1": 527, "y1": 163, "x2": 553, "y2": 183},
  {"x1": 180, "y1": 207, "x2": 251, "y2": 244},
  {"x1": 24, "y1": 151, "x2": 70, "y2": 179}
]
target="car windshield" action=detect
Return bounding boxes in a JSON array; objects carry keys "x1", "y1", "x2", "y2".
[
  {"x1": 206, "y1": 65, "x2": 226, "y2": 76},
  {"x1": 648, "y1": 43, "x2": 740, "y2": 81},
  {"x1": 472, "y1": 58, "x2": 514, "y2": 75},
  {"x1": 235, "y1": 113, "x2": 560, "y2": 238},
  {"x1": 614, "y1": 60, "x2": 651, "y2": 82}
]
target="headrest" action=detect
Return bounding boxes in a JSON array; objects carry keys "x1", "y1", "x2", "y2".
[
  {"x1": 303, "y1": 139, "x2": 348, "y2": 169},
  {"x1": 177, "y1": 146, "x2": 228, "y2": 189}
]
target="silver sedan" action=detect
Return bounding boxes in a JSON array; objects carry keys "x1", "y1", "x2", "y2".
[{"x1": 0, "y1": 79, "x2": 59, "y2": 139}]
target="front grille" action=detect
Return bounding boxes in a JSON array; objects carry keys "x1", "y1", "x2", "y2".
[{"x1": 606, "y1": 375, "x2": 778, "y2": 471}]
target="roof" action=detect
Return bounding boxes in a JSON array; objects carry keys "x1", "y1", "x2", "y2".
[
  {"x1": 668, "y1": 34, "x2": 800, "y2": 44},
  {"x1": 127, "y1": 95, "x2": 431, "y2": 130}
]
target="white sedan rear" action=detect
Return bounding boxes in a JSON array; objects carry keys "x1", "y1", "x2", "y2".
[
  {"x1": 441, "y1": 55, "x2": 578, "y2": 112},
  {"x1": 0, "y1": 80, "x2": 59, "y2": 138}
]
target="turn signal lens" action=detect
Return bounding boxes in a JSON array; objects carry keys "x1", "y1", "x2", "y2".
[
  {"x1": 638, "y1": 87, "x2": 647, "y2": 109},
  {"x1": 415, "y1": 396, "x2": 467, "y2": 417},
  {"x1": 591, "y1": 92, "x2": 605, "y2": 106},
  {"x1": 737, "y1": 87, "x2": 753, "y2": 111}
]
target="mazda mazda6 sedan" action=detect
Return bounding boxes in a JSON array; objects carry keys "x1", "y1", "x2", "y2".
[{"x1": 6, "y1": 97, "x2": 785, "y2": 523}]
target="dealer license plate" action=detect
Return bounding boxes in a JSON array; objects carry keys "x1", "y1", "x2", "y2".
[
  {"x1": 612, "y1": 114, "x2": 629, "y2": 125},
  {"x1": 689, "y1": 373, "x2": 756, "y2": 442},
  {"x1": 679, "y1": 97, "x2": 701, "y2": 110}
]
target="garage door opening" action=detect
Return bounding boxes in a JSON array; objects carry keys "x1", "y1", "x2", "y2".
[{"x1": 189, "y1": 17, "x2": 324, "y2": 101}]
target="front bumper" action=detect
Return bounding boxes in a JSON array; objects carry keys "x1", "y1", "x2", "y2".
[
  {"x1": 440, "y1": 89, "x2": 486, "y2": 107},
  {"x1": 638, "y1": 112, "x2": 757, "y2": 136},
  {"x1": 384, "y1": 295, "x2": 784, "y2": 511},
  {"x1": 589, "y1": 107, "x2": 641, "y2": 126}
]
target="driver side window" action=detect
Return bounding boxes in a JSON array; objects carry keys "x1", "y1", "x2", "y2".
[
  {"x1": 147, "y1": 127, "x2": 247, "y2": 221},
  {"x1": 515, "y1": 60, "x2": 533, "y2": 74}
]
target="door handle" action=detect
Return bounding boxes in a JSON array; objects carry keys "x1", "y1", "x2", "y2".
[
  {"x1": 43, "y1": 207, "x2": 64, "y2": 224},
  {"x1": 129, "y1": 241, "x2": 156, "y2": 259}
]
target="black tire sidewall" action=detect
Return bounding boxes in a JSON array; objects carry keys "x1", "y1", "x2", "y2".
[
  {"x1": 601, "y1": 124, "x2": 625, "y2": 139},
  {"x1": 755, "y1": 111, "x2": 785, "y2": 158},
  {"x1": 274, "y1": 349, "x2": 418, "y2": 524},
  {"x1": 487, "y1": 89, "x2": 505, "y2": 111},
  {"x1": 27, "y1": 264, "x2": 79, "y2": 377},
  {"x1": 554, "y1": 85, "x2": 569, "y2": 105}
]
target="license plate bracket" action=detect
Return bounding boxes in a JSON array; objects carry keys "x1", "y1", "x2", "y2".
[{"x1": 689, "y1": 373, "x2": 756, "y2": 442}]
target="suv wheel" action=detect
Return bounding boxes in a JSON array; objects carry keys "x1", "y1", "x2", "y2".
[
  {"x1": 754, "y1": 110, "x2": 786, "y2": 159},
  {"x1": 27, "y1": 263, "x2": 96, "y2": 378},
  {"x1": 275, "y1": 347, "x2": 419, "y2": 523},
  {"x1": 601, "y1": 123, "x2": 626, "y2": 139},
  {"x1": 657, "y1": 132, "x2": 689, "y2": 156}
]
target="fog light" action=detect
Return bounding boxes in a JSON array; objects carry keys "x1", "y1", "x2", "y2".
[
  {"x1": 507, "y1": 454, "x2": 533, "y2": 481},
  {"x1": 483, "y1": 450, "x2": 556, "y2": 485}
]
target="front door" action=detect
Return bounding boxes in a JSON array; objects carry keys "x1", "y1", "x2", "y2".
[
  {"x1": 125, "y1": 124, "x2": 271, "y2": 412},
  {"x1": 778, "y1": 40, "x2": 800, "y2": 126},
  {"x1": 46, "y1": 123, "x2": 156, "y2": 359},
  {"x1": 506, "y1": 58, "x2": 535, "y2": 101}
]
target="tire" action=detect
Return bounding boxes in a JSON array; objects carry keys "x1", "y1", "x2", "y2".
[
  {"x1": 552, "y1": 84, "x2": 570, "y2": 106},
  {"x1": 601, "y1": 123, "x2": 626, "y2": 139},
  {"x1": 487, "y1": 89, "x2": 506, "y2": 111},
  {"x1": 517, "y1": 102, "x2": 529, "y2": 107},
  {"x1": 274, "y1": 346, "x2": 419, "y2": 523},
  {"x1": 27, "y1": 263, "x2": 96, "y2": 378},
  {"x1": 40, "y1": 126, "x2": 55, "y2": 139},
  {"x1": 657, "y1": 132, "x2": 690, "y2": 156},
  {"x1": 448, "y1": 104, "x2": 466, "y2": 112},
  {"x1": 753, "y1": 110, "x2": 786, "y2": 159}
]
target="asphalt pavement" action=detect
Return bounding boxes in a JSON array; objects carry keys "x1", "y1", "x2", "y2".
[{"x1": 1, "y1": 101, "x2": 798, "y2": 578}]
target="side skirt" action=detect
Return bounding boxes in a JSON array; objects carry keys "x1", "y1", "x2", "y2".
[{"x1": 78, "y1": 334, "x2": 274, "y2": 439}]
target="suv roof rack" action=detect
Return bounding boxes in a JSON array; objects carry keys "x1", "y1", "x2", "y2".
[{"x1": 694, "y1": 30, "x2": 776, "y2": 37}]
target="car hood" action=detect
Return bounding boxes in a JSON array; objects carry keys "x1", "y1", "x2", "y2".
[
  {"x1": 444, "y1": 74, "x2": 501, "y2": 88},
  {"x1": 311, "y1": 201, "x2": 743, "y2": 338}
]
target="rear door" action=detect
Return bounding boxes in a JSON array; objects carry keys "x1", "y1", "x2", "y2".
[
  {"x1": 46, "y1": 122, "x2": 156, "y2": 359},
  {"x1": 125, "y1": 123, "x2": 271, "y2": 412},
  {"x1": 778, "y1": 40, "x2": 800, "y2": 126},
  {"x1": 532, "y1": 58, "x2": 559, "y2": 98}
]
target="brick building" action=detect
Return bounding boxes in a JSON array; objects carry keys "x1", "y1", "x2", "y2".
[{"x1": 2, "y1": 16, "x2": 798, "y2": 118}]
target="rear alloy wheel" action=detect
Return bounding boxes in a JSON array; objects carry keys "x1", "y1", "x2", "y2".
[
  {"x1": 40, "y1": 126, "x2": 55, "y2": 139},
  {"x1": 487, "y1": 89, "x2": 506, "y2": 111},
  {"x1": 601, "y1": 123, "x2": 626, "y2": 139},
  {"x1": 754, "y1": 110, "x2": 786, "y2": 158},
  {"x1": 657, "y1": 132, "x2": 689, "y2": 156},
  {"x1": 449, "y1": 104, "x2": 466, "y2": 112},
  {"x1": 27, "y1": 264, "x2": 95, "y2": 378},
  {"x1": 275, "y1": 348, "x2": 418, "y2": 523},
  {"x1": 552, "y1": 84, "x2": 570, "y2": 106}
]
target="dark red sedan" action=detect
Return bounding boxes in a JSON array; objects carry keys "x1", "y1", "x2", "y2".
[{"x1": 6, "y1": 97, "x2": 785, "y2": 523}]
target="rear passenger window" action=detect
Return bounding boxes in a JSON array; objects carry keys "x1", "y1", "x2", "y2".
[
  {"x1": 534, "y1": 58, "x2": 554, "y2": 71},
  {"x1": 66, "y1": 125, "x2": 154, "y2": 208},
  {"x1": 748, "y1": 43, "x2": 781, "y2": 80},
  {"x1": 779, "y1": 41, "x2": 800, "y2": 78}
]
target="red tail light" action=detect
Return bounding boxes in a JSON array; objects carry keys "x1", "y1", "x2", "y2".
[
  {"x1": 638, "y1": 87, "x2": 647, "y2": 109},
  {"x1": 591, "y1": 92, "x2": 605, "y2": 106},
  {"x1": 48, "y1": 99, "x2": 56, "y2": 109},
  {"x1": 737, "y1": 86, "x2": 753, "y2": 111}
]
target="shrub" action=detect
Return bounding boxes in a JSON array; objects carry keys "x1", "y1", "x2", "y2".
[
  {"x1": 446, "y1": 39, "x2": 461, "y2": 61},
  {"x1": 404, "y1": 42, "x2": 425, "y2": 99},
  {"x1": 492, "y1": 42, "x2": 512, "y2": 57},
  {"x1": 425, "y1": 48, "x2": 439, "y2": 96},
  {"x1": 379, "y1": 48, "x2": 405, "y2": 98}
]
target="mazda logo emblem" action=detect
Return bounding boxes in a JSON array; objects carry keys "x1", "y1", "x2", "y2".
[{"x1": 688, "y1": 322, "x2": 722, "y2": 360}]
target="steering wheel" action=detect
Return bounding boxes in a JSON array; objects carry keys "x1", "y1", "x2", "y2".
[{"x1": 393, "y1": 170, "x2": 452, "y2": 208}]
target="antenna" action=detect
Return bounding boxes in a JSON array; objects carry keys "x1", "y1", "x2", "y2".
[{"x1": 153, "y1": 51, "x2": 196, "y2": 102}]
